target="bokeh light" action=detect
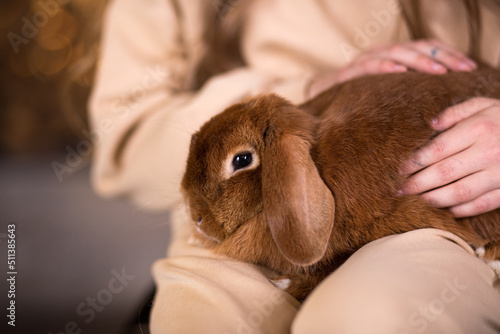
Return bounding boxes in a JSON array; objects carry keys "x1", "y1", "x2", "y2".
[{"x1": 0, "y1": 0, "x2": 107, "y2": 154}]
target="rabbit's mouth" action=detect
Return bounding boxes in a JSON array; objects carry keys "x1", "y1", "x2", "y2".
[
  {"x1": 194, "y1": 221, "x2": 221, "y2": 244},
  {"x1": 193, "y1": 209, "x2": 233, "y2": 243}
]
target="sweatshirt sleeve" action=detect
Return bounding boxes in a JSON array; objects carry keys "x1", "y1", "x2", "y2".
[{"x1": 88, "y1": 0, "x2": 303, "y2": 211}]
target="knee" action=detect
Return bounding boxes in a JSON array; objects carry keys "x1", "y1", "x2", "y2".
[
  {"x1": 292, "y1": 230, "x2": 500, "y2": 334},
  {"x1": 292, "y1": 265, "x2": 419, "y2": 334}
]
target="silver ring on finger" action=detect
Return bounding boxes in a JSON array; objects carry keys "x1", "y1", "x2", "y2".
[{"x1": 430, "y1": 47, "x2": 439, "y2": 58}]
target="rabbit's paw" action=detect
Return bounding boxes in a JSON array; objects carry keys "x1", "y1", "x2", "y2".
[
  {"x1": 489, "y1": 261, "x2": 500, "y2": 277},
  {"x1": 475, "y1": 245, "x2": 486, "y2": 258},
  {"x1": 271, "y1": 273, "x2": 322, "y2": 302},
  {"x1": 475, "y1": 242, "x2": 500, "y2": 278},
  {"x1": 270, "y1": 277, "x2": 292, "y2": 290}
]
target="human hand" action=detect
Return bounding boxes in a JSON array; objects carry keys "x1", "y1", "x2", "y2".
[
  {"x1": 306, "y1": 39, "x2": 477, "y2": 98},
  {"x1": 399, "y1": 97, "x2": 500, "y2": 218}
]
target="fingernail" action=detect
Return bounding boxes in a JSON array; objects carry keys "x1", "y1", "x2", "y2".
[
  {"x1": 431, "y1": 62, "x2": 447, "y2": 73},
  {"x1": 458, "y1": 61, "x2": 473, "y2": 71},
  {"x1": 394, "y1": 64, "x2": 407, "y2": 72},
  {"x1": 431, "y1": 117, "x2": 439, "y2": 126},
  {"x1": 397, "y1": 189, "x2": 404, "y2": 196}
]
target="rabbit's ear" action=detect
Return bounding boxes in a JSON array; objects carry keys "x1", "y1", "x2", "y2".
[{"x1": 262, "y1": 133, "x2": 335, "y2": 266}]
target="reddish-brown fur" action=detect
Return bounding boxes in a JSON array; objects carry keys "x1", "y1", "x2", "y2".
[{"x1": 181, "y1": 69, "x2": 500, "y2": 301}]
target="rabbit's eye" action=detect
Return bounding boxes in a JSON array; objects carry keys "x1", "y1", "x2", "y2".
[
  {"x1": 232, "y1": 152, "x2": 253, "y2": 171},
  {"x1": 223, "y1": 146, "x2": 259, "y2": 179}
]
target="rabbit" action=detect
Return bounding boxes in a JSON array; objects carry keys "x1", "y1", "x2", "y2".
[{"x1": 181, "y1": 68, "x2": 500, "y2": 301}]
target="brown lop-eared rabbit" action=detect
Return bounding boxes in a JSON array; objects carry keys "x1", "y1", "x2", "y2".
[{"x1": 181, "y1": 68, "x2": 500, "y2": 301}]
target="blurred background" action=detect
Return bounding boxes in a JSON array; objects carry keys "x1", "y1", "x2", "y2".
[{"x1": 0, "y1": 1, "x2": 171, "y2": 333}]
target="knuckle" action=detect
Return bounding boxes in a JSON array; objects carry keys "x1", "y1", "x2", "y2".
[
  {"x1": 402, "y1": 178, "x2": 419, "y2": 193},
  {"x1": 463, "y1": 97, "x2": 487, "y2": 113},
  {"x1": 436, "y1": 164, "x2": 454, "y2": 181},
  {"x1": 490, "y1": 143, "x2": 500, "y2": 162},
  {"x1": 429, "y1": 140, "x2": 446, "y2": 156},
  {"x1": 417, "y1": 54, "x2": 434, "y2": 66},
  {"x1": 474, "y1": 119, "x2": 498, "y2": 136},
  {"x1": 472, "y1": 197, "x2": 491, "y2": 214},
  {"x1": 453, "y1": 184, "x2": 473, "y2": 203}
]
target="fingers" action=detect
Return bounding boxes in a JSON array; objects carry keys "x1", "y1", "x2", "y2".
[
  {"x1": 418, "y1": 39, "x2": 477, "y2": 71},
  {"x1": 449, "y1": 189, "x2": 500, "y2": 218},
  {"x1": 417, "y1": 170, "x2": 494, "y2": 209},
  {"x1": 336, "y1": 58, "x2": 407, "y2": 82},
  {"x1": 401, "y1": 151, "x2": 500, "y2": 218},
  {"x1": 400, "y1": 123, "x2": 472, "y2": 177},
  {"x1": 306, "y1": 39, "x2": 477, "y2": 98},
  {"x1": 357, "y1": 43, "x2": 445, "y2": 74},
  {"x1": 400, "y1": 98, "x2": 497, "y2": 176},
  {"x1": 384, "y1": 42, "x2": 447, "y2": 73},
  {"x1": 357, "y1": 39, "x2": 476, "y2": 74},
  {"x1": 400, "y1": 143, "x2": 479, "y2": 196},
  {"x1": 416, "y1": 172, "x2": 500, "y2": 218},
  {"x1": 306, "y1": 58, "x2": 408, "y2": 98},
  {"x1": 432, "y1": 97, "x2": 498, "y2": 131},
  {"x1": 400, "y1": 100, "x2": 500, "y2": 217}
]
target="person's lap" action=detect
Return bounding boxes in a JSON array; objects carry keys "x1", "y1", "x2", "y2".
[
  {"x1": 293, "y1": 228, "x2": 500, "y2": 334},
  {"x1": 150, "y1": 215, "x2": 500, "y2": 334}
]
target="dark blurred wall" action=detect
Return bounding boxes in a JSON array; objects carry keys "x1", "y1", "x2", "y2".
[
  {"x1": 0, "y1": 0, "x2": 106, "y2": 155},
  {"x1": 0, "y1": 4, "x2": 171, "y2": 334}
]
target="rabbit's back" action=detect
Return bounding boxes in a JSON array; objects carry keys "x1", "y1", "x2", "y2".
[{"x1": 309, "y1": 69, "x2": 500, "y2": 253}]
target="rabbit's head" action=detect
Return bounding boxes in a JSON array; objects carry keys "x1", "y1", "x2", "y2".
[{"x1": 182, "y1": 94, "x2": 335, "y2": 266}]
